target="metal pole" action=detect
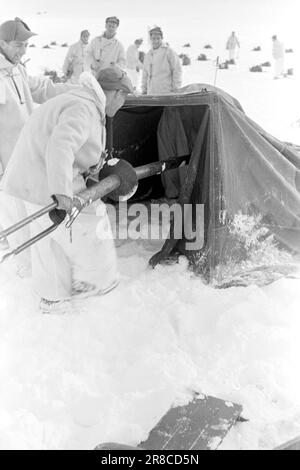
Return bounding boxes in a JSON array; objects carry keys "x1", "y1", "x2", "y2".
[
  {"x1": 0, "y1": 201, "x2": 57, "y2": 241},
  {"x1": 0, "y1": 222, "x2": 59, "y2": 264},
  {"x1": 214, "y1": 56, "x2": 219, "y2": 87},
  {"x1": 135, "y1": 154, "x2": 190, "y2": 180},
  {"x1": 106, "y1": 117, "x2": 114, "y2": 159}
]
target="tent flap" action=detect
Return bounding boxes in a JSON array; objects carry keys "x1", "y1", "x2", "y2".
[{"x1": 115, "y1": 85, "x2": 300, "y2": 282}]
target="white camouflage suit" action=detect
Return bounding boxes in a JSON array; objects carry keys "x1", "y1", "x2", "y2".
[
  {"x1": 272, "y1": 39, "x2": 285, "y2": 78},
  {"x1": 126, "y1": 43, "x2": 143, "y2": 90},
  {"x1": 62, "y1": 40, "x2": 90, "y2": 83},
  {"x1": 0, "y1": 53, "x2": 74, "y2": 271},
  {"x1": 2, "y1": 75, "x2": 118, "y2": 301},
  {"x1": 86, "y1": 35, "x2": 126, "y2": 75},
  {"x1": 142, "y1": 44, "x2": 182, "y2": 95}
]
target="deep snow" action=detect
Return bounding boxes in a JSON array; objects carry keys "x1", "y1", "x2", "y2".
[{"x1": 1, "y1": 25, "x2": 300, "y2": 450}]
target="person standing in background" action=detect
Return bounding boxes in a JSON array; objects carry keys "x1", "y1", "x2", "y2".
[
  {"x1": 86, "y1": 16, "x2": 126, "y2": 75},
  {"x1": 142, "y1": 26, "x2": 182, "y2": 95},
  {"x1": 226, "y1": 31, "x2": 240, "y2": 62},
  {"x1": 126, "y1": 38, "x2": 144, "y2": 91},
  {"x1": 272, "y1": 35, "x2": 285, "y2": 79},
  {"x1": 62, "y1": 29, "x2": 90, "y2": 83}
]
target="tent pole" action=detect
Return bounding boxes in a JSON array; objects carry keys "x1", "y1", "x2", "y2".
[
  {"x1": 106, "y1": 116, "x2": 114, "y2": 159},
  {"x1": 214, "y1": 56, "x2": 219, "y2": 86}
]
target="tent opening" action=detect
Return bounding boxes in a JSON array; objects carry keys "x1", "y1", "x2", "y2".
[
  {"x1": 110, "y1": 104, "x2": 211, "y2": 202},
  {"x1": 106, "y1": 87, "x2": 300, "y2": 284}
]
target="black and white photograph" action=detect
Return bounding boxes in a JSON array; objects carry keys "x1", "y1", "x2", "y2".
[{"x1": 0, "y1": 0, "x2": 300, "y2": 452}]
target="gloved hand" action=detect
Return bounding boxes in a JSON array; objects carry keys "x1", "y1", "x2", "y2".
[
  {"x1": 149, "y1": 250, "x2": 179, "y2": 268},
  {"x1": 49, "y1": 194, "x2": 73, "y2": 225},
  {"x1": 53, "y1": 194, "x2": 74, "y2": 213},
  {"x1": 149, "y1": 250, "x2": 166, "y2": 268}
]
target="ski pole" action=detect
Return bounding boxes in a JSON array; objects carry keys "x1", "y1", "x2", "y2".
[{"x1": 214, "y1": 56, "x2": 219, "y2": 86}]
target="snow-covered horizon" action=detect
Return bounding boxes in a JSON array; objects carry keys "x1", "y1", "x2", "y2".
[
  {"x1": 1, "y1": 1, "x2": 300, "y2": 450},
  {"x1": 25, "y1": 30, "x2": 300, "y2": 146},
  {"x1": 2, "y1": 0, "x2": 300, "y2": 51}
]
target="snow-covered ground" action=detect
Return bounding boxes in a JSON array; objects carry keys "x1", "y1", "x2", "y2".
[{"x1": 1, "y1": 30, "x2": 300, "y2": 450}]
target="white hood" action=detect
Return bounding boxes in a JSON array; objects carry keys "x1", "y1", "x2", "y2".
[
  {"x1": 0, "y1": 52, "x2": 16, "y2": 71},
  {"x1": 78, "y1": 71, "x2": 106, "y2": 120}
]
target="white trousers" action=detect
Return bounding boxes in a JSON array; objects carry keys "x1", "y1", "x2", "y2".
[
  {"x1": 274, "y1": 58, "x2": 285, "y2": 77},
  {"x1": 0, "y1": 191, "x2": 31, "y2": 272},
  {"x1": 25, "y1": 200, "x2": 119, "y2": 301},
  {"x1": 126, "y1": 68, "x2": 140, "y2": 90},
  {"x1": 228, "y1": 48, "x2": 238, "y2": 61}
]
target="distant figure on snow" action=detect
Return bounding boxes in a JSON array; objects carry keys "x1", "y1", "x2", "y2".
[
  {"x1": 86, "y1": 16, "x2": 126, "y2": 75},
  {"x1": 142, "y1": 26, "x2": 182, "y2": 95},
  {"x1": 226, "y1": 31, "x2": 240, "y2": 61},
  {"x1": 62, "y1": 29, "x2": 90, "y2": 83},
  {"x1": 272, "y1": 35, "x2": 285, "y2": 79},
  {"x1": 126, "y1": 38, "x2": 144, "y2": 91}
]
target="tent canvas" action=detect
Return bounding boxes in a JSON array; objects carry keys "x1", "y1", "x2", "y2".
[{"x1": 109, "y1": 84, "x2": 300, "y2": 283}]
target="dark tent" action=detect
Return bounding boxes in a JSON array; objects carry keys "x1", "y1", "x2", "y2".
[{"x1": 109, "y1": 84, "x2": 300, "y2": 283}]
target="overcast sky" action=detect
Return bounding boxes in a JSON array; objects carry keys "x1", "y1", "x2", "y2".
[
  {"x1": 1, "y1": 1, "x2": 299, "y2": 45},
  {"x1": 1, "y1": 0, "x2": 299, "y2": 20}
]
